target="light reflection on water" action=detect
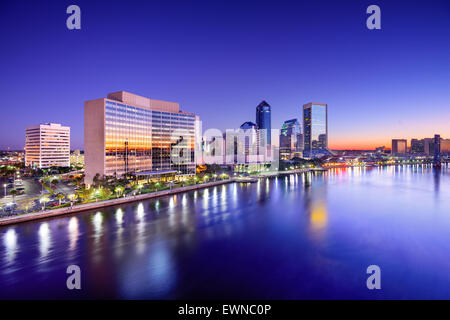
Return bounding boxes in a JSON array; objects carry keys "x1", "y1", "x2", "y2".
[{"x1": 0, "y1": 164, "x2": 450, "y2": 299}]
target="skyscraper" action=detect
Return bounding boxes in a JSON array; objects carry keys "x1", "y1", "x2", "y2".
[
  {"x1": 279, "y1": 119, "x2": 303, "y2": 160},
  {"x1": 256, "y1": 100, "x2": 271, "y2": 146},
  {"x1": 423, "y1": 138, "x2": 435, "y2": 155},
  {"x1": 392, "y1": 139, "x2": 407, "y2": 155},
  {"x1": 303, "y1": 103, "x2": 328, "y2": 157},
  {"x1": 25, "y1": 123, "x2": 70, "y2": 168},
  {"x1": 434, "y1": 134, "x2": 441, "y2": 164},
  {"x1": 411, "y1": 139, "x2": 425, "y2": 154},
  {"x1": 84, "y1": 91, "x2": 198, "y2": 185}
]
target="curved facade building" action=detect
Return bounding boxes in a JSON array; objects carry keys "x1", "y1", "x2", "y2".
[{"x1": 84, "y1": 91, "x2": 198, "y2": 185}]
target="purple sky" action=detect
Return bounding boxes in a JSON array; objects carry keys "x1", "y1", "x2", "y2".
[{"x1": 1, "y1": 0, "x2": 449, "y2": 150}]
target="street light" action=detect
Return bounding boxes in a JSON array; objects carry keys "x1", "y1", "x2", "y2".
[
  {"x1": 40, "y1": 196, "x2": 49, "y2": 211},
  {"x1": 68, "y1": 193, "x2": 77, "y2": 208}
]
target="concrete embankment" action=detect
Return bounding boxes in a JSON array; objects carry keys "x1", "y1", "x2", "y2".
[{"x1": 0, "y1": 179, "x2": 234, "y2": 227}]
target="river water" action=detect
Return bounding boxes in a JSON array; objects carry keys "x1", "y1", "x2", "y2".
[{"x1": 1, "y1": 165, "x2": 450, "y2": 299}]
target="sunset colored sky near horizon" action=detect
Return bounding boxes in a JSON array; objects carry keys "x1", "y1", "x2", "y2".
[{"x1": 0, "y1": 0, "x2": 449, "y2": 150}]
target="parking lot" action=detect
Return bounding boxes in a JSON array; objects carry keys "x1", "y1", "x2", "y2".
[{"x1": 0, "y1": 177, "x2": 78, "y2": 216}]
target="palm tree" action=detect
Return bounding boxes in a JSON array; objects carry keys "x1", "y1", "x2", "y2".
[
  {"x1": 55, "y1": 193, "x2": 65, "y2": 205},
  {"x1": 93, "y1": 173, "x2": 101, "y2": 188},
  {"x1": 99, "y1": 175, "x2": 109, "y2": 189},
  {"x1": 114, "y1": 186, "x2": 124, "y2": 198}
]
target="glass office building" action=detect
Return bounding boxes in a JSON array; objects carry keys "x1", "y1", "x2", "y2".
[
  {"x1": 256, "y1": 100, "x2": 272, "y2": 146},
  {"x1": 279, "y1": 119, "x2": 304, "y2": 160},
  {"x1": 303, "y1": 103, "x2": 328, "y2": 157},
  {"x1": 85, "y1": 91, "x2": 197, "y2": 184}
]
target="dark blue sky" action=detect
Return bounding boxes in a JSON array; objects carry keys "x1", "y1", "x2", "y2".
[{"x1": 1, "y1": 0, "x2": 449, "y2": 150}]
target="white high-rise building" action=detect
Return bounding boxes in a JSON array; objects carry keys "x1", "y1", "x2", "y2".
[{"x1": 25, "y1": 123, "x2": 70, "y2": 168}]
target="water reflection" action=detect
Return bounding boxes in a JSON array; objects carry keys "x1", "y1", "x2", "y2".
[
  {"x1": 93, "y1": 212, "x2": 103, "y2": 233},
  {"x1": 1, "y1": 165, "x2": 450, "y2": 299},
  {"x1": 115, "y1": 208, "x2": 124, "y2": 225},
  {"x1": 137, "y1": 203, "x2": 145, "y2": 221},
  {"x1": 4, "y1": 228, "x2": 17, "y2": 264},
  {"x1": 136, "y1": 203, "x2": 146, "y2": 254},
  {"x1": 309, "y1": 202, "x2": 328, "y2": 230},
  {"x1": 38, "y1": 223, "x2": 51, "y2": 260},
  {"x1": 68, "y1": 217, "x2": 79, "y2": 252},
  {"x1": 434, "y1": 167, "x2": 441, "y2": 197}
]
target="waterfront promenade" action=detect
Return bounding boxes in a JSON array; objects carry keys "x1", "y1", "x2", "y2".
[
  {"x1": 0, "y1": 168, "x2": 320, "y2": 226},
  {"x1": 0, "y1": 179, "x2": 235, "y2": 226}
]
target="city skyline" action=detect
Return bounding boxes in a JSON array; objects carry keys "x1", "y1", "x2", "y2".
[
  {"x1": 1, "y1": 0, "x2": 450, "y2": 303},
  {"x1": 1, "y1": 0, "x2": 449, "y2": 150}
]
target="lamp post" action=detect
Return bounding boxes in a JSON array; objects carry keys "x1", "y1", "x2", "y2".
[
  {"x1": 40, "y1": 196, "x2": 49, "y2": 211},
  {"x1": 68, "y1": 194, "x2": 76, "y2": 208},
  {"x1": 3, "y1": 184, "x2": 6, "y2": 197}
]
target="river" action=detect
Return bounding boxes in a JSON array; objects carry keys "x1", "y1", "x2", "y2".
[{"x1": 1, "y1": 165, "x2": 450, "y2": 299}]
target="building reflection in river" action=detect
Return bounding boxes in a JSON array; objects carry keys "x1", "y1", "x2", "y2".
[{"x1": 0, "y1": 164, "x2": 449, "y2": 299}]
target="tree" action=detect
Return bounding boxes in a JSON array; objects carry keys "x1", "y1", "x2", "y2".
[
  {"x1": 114, "y1": 186, "x2": 124, "y2": 198},
  {"x1": 92, "y1": 173, "x2": 101, "y2": 188},
  {"x1": 55, "y1": 193, "x2": 65, "y2": 205},
  {"x1": 77, "y1": 188, "x2": 93, "y2": 202},
  {"x1": 100, "y1": 188, "x2": 113, "y2": 199}
]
